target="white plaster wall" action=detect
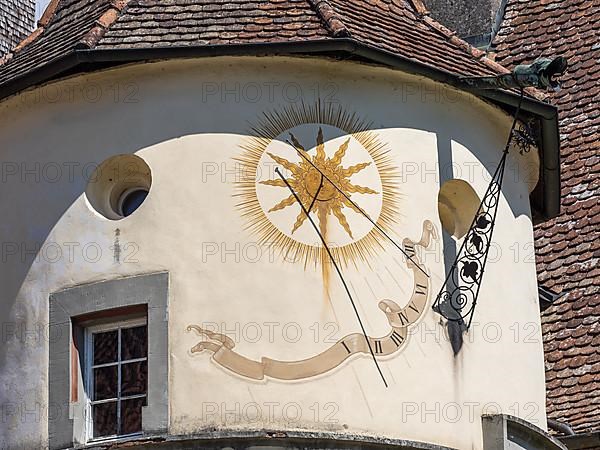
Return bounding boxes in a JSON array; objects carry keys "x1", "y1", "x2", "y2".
[{"x1": 0, "y1": 56, "x2": 545, "y2": 450}]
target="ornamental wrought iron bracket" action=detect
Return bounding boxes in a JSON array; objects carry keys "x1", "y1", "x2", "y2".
[
  {"x1": 433, "y1": 149, "x2": 509, "y2": 329},
  {"x1": 433, "y1": 89, "x2": 530, "y2": 332},
  {"x1": 513, "y1": 118, "x2": 540, "y2": 155},
  {"x1": 434, "y1": 56, "x2": 567, "y2": 349}
]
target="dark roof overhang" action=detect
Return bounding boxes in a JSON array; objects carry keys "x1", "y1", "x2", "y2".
[
  {"x1": 560, "y1": 432, "x2": 600, "y2": 450},
  {"x1": 0, "y1": 38, "x2": 560, "y2": 220}
]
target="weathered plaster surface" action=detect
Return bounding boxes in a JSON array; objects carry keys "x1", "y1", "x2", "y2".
[{"x1": 0, "y1": 56, "x2": 544, "y2": 450}]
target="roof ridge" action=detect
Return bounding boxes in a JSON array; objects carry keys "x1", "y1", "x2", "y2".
[
  {"x1": 77, "y1": 0, "x2": 132, "y2": 49},
  {"x1": 405, "y1": 0, "x2": 429, "y2": 15},
  {"x1": 420, "y1": 14, "x2": 507, "y2": 73},
  {"x1": 38, "y1": 0, "x2": 62, "y2": 27},
  {"x1": 417, "y1": 11, "x2": 546, "y2": 100},
  {"x1": 308, "y1": 0, "x2": 351, "y2": 38},
  {"x1": 0, "y1": 0, "x2": 61, "y2": 66}
]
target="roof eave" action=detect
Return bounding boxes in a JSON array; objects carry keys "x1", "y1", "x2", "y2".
[
  {"x1": 559, "y1": 432, "x2": 600, "y2": 450},
  {"x1": 0, "y1": 38, "x2": 560, "y2": 220}
]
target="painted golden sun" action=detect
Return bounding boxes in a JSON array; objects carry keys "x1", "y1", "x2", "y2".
[
  {"x1": 260, "y1": 128, "x2": 379, "y2": 242},
  {"x1": 234, "y1": 102, "x2": 401, "y2": 269}
]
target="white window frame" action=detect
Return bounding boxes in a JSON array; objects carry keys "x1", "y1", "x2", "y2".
[{"x1": 84, "y1": 317, "x2": 148, "y2": 444}]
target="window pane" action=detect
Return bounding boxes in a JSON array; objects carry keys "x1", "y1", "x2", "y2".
[
  {"x1": 121, "y1": 326, "x2": 147, "y2": 360},
  {"x1": 93, "y1": 401, "x2": 117, "y2": 438},
  {"x1": 94, "y1": 366, "x2": 118, "y2": 401},
  {"x1": 120, "y1": 397, "x2": 145, "y2": 435},
  {"x1": 93, "y1": 330, "x2": 118, "y2": 365},
  {"x1": 121, "y1": 361, "x2": 147, "y2": 396}
]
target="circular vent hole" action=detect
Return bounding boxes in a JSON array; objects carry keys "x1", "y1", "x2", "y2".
[
  {"x1": 85, "y1": 154, "x2": 152, "y2": 220},
  {"x1": 118, "y1": 188, "x2": 149, "y2": 217}
]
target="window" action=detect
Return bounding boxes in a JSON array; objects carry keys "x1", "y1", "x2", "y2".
[
  {"x1": 49, "y1": 272, "x2": 168, "y2": 450},
  {"x1": 85, "y1": 318, "x2": 148, "y2": 441}
]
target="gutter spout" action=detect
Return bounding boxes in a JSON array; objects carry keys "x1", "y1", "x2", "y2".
[{"x1": 548, "y1": 419, "x2": 576, "y2": 436}]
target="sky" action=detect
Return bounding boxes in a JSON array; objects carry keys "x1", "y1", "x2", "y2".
[{"x1": 36, "y1": 0, "x2": 52, "y2": 20}]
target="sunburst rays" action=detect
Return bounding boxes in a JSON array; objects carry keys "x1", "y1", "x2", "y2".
[
  {"x1": 234, "y1": 101, "x2": 401, "y2": 269},
  {"x1": 260, "y1": 128, "x2": 378, "y2": 242}
]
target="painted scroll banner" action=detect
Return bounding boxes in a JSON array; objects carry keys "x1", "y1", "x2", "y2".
[{"x1": 188, "y1": 220, "x2": 436, "y2": 381}]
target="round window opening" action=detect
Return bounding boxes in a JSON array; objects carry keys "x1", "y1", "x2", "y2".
[
  {"x1": 85, "y1": 154, "x2": 152, "y2": 220},
  {"x1": 438, "y1": 179, "x2": 481, "y2": 240}
]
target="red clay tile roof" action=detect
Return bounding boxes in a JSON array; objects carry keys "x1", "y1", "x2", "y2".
[
  {"x1": 325, "y1": 0, "x2": 498, "y2": 76},
  {"x1": 494, "y1": 0, "x2": 600, "y2": 435},
  {"x1": 0, "y1": 0, "x2": 510, "y2": 89},
  {"x1": 0, "y1": 0, "x2": 112, "y2": 83},
  {"x1": 95, "y1": 0, "x2": 331, "y2": 48}
]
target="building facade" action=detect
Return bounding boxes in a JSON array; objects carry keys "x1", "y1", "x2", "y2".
[{"x1": 0, "y1": 1, "x2": 576, "y2": 449}]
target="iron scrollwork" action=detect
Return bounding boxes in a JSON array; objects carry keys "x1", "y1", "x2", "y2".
[
  {"x1": 433, "y1": 151, "x2": 509, "y2": 330},
  {"x1": 432, "y1": 83, "x2": 530, "y2": 332},
  {"x1": 512, "y1": 118, "x2": 539, "y2": 155}
]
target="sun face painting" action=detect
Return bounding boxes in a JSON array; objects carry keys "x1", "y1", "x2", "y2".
[
  {"x1": 261, "y1": 127, "x2": 380, "y2": 240},
  {"x1": 234, "y1": 102, "x2": 401, "y2": 269}
]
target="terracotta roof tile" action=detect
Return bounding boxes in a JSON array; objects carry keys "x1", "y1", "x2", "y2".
[
  {"x1": 0, "y1": 0, "x2": 112, "y2": 85},
  {"x1": 494, "y1": 0, "x2": 600, "y2": 435},
  {"x1": 325, "y1": 0, "x2": 495, "y2": 75},
  {"x1": 96, "y1": 0, "x2": 329, "y2": 47},
  {"x1": 0, "y1": 0, "x2": 509, "y2": 93}
]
